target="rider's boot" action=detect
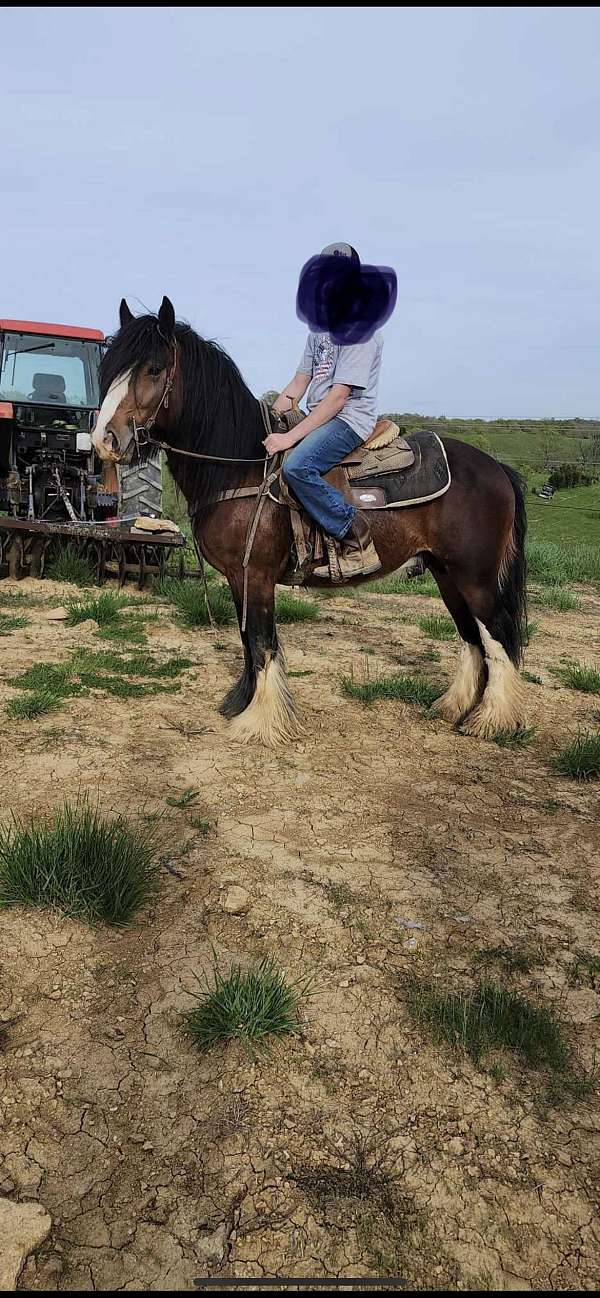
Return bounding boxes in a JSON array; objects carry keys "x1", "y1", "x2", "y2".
[{"x1": 314, "y1": 511, "x2": 382, "y2": 580}]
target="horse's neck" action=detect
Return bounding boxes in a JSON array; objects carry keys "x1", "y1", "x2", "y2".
[{"x1": 165, "y1": 382, "x2": 267, "y2": 508}]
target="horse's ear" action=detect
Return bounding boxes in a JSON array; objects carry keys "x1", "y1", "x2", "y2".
[
  {"x1": 119, "y1": 298, "x2": 134, "y2": 328},
  {"x1": 158, "y1": 296, "x2": 176, "y2": 341}
]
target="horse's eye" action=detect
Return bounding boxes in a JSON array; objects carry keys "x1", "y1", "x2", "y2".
[{"x1": 148, "y1": 365, "x2": 163, "y2": 378}]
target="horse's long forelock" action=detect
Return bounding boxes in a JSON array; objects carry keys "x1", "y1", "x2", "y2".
[{"x1": 100, "y1": 313, "x2": 265, "y2": 505}]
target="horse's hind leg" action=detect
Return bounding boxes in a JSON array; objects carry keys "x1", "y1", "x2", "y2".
[
  {"x1": 450, "y1": 581, "x2": 528, "y2": 739},
  {"x1": 461, "y1": 614, "x2": 528, "y2": 738},
  {"x1": 222, "y1": 570, "x2": 299, "y2": 745},
  {"x1": 430, "y1": 571, "x2": 486, "y2": 725}
]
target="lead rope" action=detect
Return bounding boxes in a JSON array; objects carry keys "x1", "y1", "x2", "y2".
[{"x1": 240, "y1": 401, "x2": 284, "y2": 632}]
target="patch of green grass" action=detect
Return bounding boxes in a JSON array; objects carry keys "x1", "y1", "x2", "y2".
[
  {"x1": 475, "y1": 945, "x2": 540, "y2": 974},
  {"x1": 552, "y1": 662, "x2": 600, "y2": 695},
  {"x1": 0, "y1": 613, "x2": 28, "y2": 635},
  {"x1": 7, "y1": 650, "x2": 193, "y2": 718},
  {"x1": 9, "y1": 661, "x2": 84, "y2": 699},
  {"x1": 323, "y1": 880, "x2": 359, "y2": 913},
  {"x1": 522, "y1": 670, "x2": 543, "y2": 685},
  {"x1": 75, "y1": 650, "x2": 193, "y2": 679},
  {"x1": 525, "y1": 621, "x2": 539, "y2": 642},
  {"x1": 551, "y1": 731, "x2": 600, "y2": 780},
  {"x1": 188, "y1": 815, "x2": 212, "y2": 835},
  {"x1": 568, "y1": 952, "x2": 600, "y2": 988},
  {"x1": 155, "y1": 576, "x2": 235, "y2": 627},
  {"x1": 531, "y1": 585, "x2": 579, "y2": 611},
  {"x1": 183, "y1": 955, "x2": 312, "y2": 1057},
  {"x1": 418, "y1": 613, "x2": 457, "y2": 641},
  {"x1": 66, "y1": 591, "x2": 128, "y2": 627},
  {"x1": 407, "y1": 978, "x2": 570, "y2": 1072},
  {"x1": 6, "y1": 690, "x2": 62, "y2": 720},
  {"x1": 419, "y1": 648, "x2": 441, "y2": 662},
  {"x1": 78, "y1": 671, "x2": 179, "y2": 699},
  {"x1": 526, "y1": 539, "x2": 600, "y2": 586},
  {"x1": 165, "y1": 787, "x2": 200, "y2": 809},
  {"x1": 492, "y1": 726, "x2": 536, "y2": 749},
  {"x1": 276, "y1": 592, "x2": 320, "y2": 623},
  {"x1": 46, "y1": 545, "x2": 95, "y2": 587},
  {"x1": 367, "y1": 571, "x2": 440, "y2": 598},
  {"x1": 341, "y1": 670, "x2": 441, "y2": 709},
  {"x1": 541, "y1": 799, "x2": 561, "y2": 814},
  {"x1": 0, "y1": 801, "x2": 159, "y2": 925},
  {"x1": 95, "y1": 617, "x2": 148, "y2": 646},
  {"x1": 288, "y1": 669, "x2": 314, "y2": 678}
]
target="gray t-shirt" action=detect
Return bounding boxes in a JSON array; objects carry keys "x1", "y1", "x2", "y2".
[{"x1": 298, "y1": 331, "x2": 383, "y2": 442}]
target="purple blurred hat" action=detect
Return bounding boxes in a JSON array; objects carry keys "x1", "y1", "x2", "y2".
[{"x1": 296, "y1": 242, "x2": 397, "y2": 344}]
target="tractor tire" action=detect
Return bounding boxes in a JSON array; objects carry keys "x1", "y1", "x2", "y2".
[{"x1": 117, "y1": 450, "x2": 162, "y2": 524}]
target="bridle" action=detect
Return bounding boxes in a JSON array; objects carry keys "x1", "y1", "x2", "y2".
[
  {"x1": 128, "y1": 337, "x2": 270, "y2": 465},
  {"x1": 131, "y1": 339, "x2": 179, "y2": 450}
]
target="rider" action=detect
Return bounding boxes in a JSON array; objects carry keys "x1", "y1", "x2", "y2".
[{"x1": 263, "y1": 241, "x2": 392, "y2": 580}]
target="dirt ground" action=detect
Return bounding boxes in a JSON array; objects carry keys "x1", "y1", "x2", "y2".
[{"x1": 0, "y1": 575, "x2": 599, "y2": 1292}]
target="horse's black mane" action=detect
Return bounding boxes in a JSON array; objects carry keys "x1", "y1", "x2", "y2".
[{"x1": 100, "y1": 313, "x2": 266, "y2": 506}]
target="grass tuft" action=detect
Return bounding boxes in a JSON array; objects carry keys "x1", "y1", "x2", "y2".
[
  {"x1": 0, "y1": 612, "x2": 28, "y2": 635},
  {"x1": 0, "y1": 801, "x2": 159, "y2": 925},
  {"x1": 341, "y1": 670, "x2": 441, "y2": 709},
  {"x1": 418, "y1": 613, "x2": 457, "y2": 641},
  {"x1": 166, "y1": 786, "x2": 200, "y2": 809},
  {"x1": 492, "y1": 726, "x2": 536, "y2": 749},
  {"x1": 475, "y1": 945, "x2": 540, "y2": 975},
  {"x1": 46, "y1": 545, "x2": 95, "y2": 587},
  {"x1": 155, "y1": 576, "x2": 235, "y2": 627},
  {"x1": 6, "y1": 690, "x2": 62, "y2": 720},
  {"x1": 551, "y1": 731, "x2": 600, "y2": 780},
  {"x1": 522, "y1": 670, "x2": 543, "y2": 685},
  {"x1": 367, "y1": 571, "x2": 440, "y2": 598},
  {"x1": 276, "y1": 592, "x2": 320, "y2": 623},
  {"x1": 407, "y1": 977, "x2": 570, "y2": 1071},
  {"x1": 531, "y1": 585, "x2": 579, "y2": 612},
  {"x1": 553, "y1": 662, "x2": 600, "y2": 695},
  {"x1": 183, "y1": 955, "x2": 312, "y2": 1057},
  {"x1": 66, "y1": 591, "x2": 128, "y2": 627}
]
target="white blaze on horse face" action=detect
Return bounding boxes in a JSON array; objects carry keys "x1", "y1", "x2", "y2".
[{"x1": 92, "y1": 370, "x2": 133, "y2": 460}]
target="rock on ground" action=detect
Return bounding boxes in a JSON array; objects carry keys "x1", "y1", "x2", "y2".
[
  {"x1": 219, "y1": 885, "x2": 250, "y2": 915},
  {"x1": 0, "y1": 1198, "x2": 52, "y2": 1290}
]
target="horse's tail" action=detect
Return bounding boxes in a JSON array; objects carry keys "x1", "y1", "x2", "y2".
[{"x1": 490, "y1": 462, "x2": 528, "y2": 666}]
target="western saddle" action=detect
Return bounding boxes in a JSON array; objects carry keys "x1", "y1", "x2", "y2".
[{"x1": 272, "y1": 411, "x2": 415, "y2": 583}]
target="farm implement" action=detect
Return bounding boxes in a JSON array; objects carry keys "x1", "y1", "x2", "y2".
[{"x1": 0, "y1": 318, "x2": 184, "y2": 585}]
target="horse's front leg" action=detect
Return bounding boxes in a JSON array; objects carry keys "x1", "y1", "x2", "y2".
[{"x1": 221, "y1": 568, "x2": 299, "y2": 746}]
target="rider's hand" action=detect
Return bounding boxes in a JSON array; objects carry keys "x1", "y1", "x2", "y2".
[
  {"x1": 272, "y1": 393, "x2": 293, "y2": 416},
  {"x1": 263, "y1": 432, "x2": 292, "y2": 455}
]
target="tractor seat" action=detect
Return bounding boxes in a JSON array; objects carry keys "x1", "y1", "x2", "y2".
[{"x1": 30, "y1": 373, "x2": 67, "y2": 403}]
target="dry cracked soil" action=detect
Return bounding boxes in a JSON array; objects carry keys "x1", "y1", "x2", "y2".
[{"x1": 0, "y1": 575, "x2": 599, "y2": 1291}]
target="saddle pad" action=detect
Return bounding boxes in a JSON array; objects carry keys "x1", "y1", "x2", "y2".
[{"x1": 347, "y1": 429, "x2": 450, "y2": 509}]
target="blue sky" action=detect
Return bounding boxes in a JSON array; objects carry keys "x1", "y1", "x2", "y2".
[{"x1": 2, "y1": 6, "x2": 599, "y2": 417}]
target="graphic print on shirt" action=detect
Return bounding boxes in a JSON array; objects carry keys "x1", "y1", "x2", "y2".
[{"x1": 313, "y1": 335, "x2": 336, "y2": 381}]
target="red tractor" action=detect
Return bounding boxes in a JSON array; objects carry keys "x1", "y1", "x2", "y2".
[
  {"x1": 0, "y1": 318, "x2": 182, "y2": 582},
  {"x1": 0, "y1": 318, "x2": 117, "y2": 521}
]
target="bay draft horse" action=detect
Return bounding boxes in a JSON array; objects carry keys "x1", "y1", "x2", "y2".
[{"x1": 92, "y1": 297, "x2": 528, "y2": 746}]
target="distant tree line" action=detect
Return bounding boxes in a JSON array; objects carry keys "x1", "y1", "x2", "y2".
[{"x1": 386, "y1": 413, "x2": 600, "y2": 440}]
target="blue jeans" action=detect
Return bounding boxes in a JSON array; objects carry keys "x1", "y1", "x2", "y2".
[{"x1": 283, "y1": 417, "x2": 361, "y2": 539}]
